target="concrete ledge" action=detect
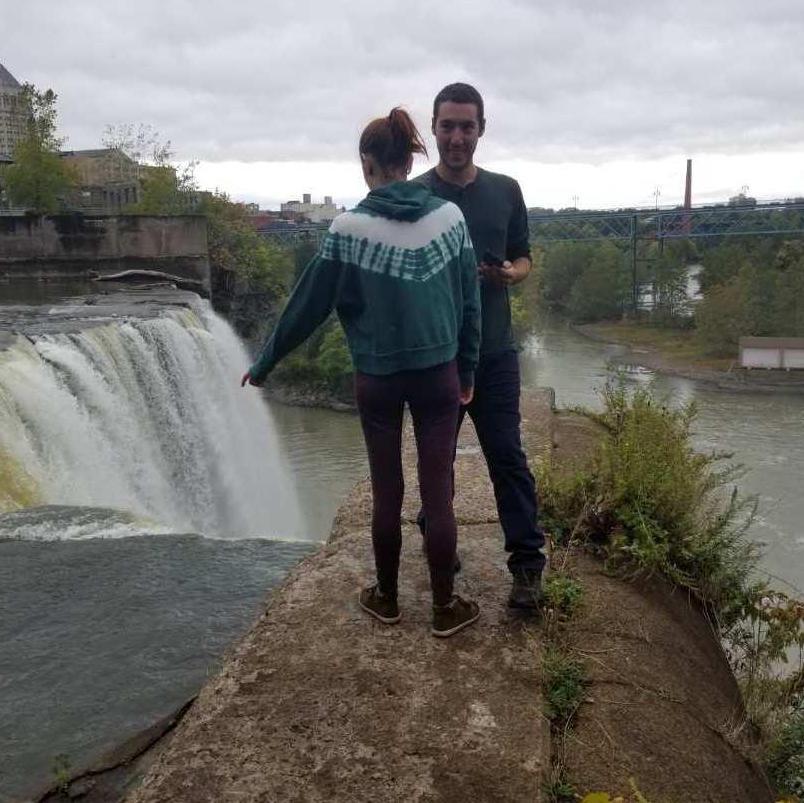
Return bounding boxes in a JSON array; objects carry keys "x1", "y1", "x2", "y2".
[{"x1": 124, "y1": 395, "x2": 556, "y2": 802}]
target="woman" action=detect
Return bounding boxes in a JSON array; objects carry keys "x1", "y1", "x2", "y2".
[{"x1": 242, "y1": 108, "x2": 481, "y2": 637}]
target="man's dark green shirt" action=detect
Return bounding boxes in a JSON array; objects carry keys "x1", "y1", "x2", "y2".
[{"x1": 416, "y1": 167, "x2": 531, "y2": 355}]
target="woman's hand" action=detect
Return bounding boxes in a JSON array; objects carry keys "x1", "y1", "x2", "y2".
[
  {"x1": 459, "y1": 385, "x2": 474, "y2": 406},
  {"x1": 241, "y1": 370, "x2": 261, "y2": 387}
]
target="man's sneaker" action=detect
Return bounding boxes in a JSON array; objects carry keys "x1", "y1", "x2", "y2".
[
  {"x1": 508, "y1": 569, "x2": 543, "y2": 611},
  {"x1": 432, "y1": 595, "x2": 480, "y2": 638},
  {"x1": 359, "y1": 585, "x2": 401, "y2": 624}
]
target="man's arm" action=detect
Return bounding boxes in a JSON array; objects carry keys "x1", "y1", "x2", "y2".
[
  {"x1": 500, "y1": 178, "x2": 531, "y2": 285},
  {"x1": 482, "y1": 178, "x2": 532, "y2": 287}
]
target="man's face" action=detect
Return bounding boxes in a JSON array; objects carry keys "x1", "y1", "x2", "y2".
[{"x1": 432, "y1": 101, "x2": 484, "y2": 171}]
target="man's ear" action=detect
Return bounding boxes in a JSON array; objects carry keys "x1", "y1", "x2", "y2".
[
  {"x1": 431, "y1": 117, "x2": 437, "y2": 136},
  {"x1": 478, "y1": 118, "x2": 486, "y2": 137}
]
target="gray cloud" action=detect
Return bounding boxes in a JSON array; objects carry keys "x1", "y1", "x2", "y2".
[{"x1": 5, "y1": 0, "x2": 804, "y2": 164}]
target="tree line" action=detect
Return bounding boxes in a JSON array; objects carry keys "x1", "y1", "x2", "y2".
[{"x1": 522, "y1": 235, "x2": 804, "y2": 356}]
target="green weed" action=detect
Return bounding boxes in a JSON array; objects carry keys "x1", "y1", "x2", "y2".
[
  {"x1": 544, "y1": 573, "x2": 584, "y2": 619},
  {"x1": 52, "y1": 753, "x2": 71, "y2": 792},
  {"x1": 543, "y1": 647, "x2": 587, "y2": 726}
]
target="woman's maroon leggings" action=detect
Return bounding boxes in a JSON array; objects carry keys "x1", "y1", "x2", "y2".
[{"x1": 355, "y1": 361, "x2": 460, "y2": 606}]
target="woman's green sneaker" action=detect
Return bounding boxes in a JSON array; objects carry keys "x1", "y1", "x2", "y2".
[
  {"x1": 359, "y1": 585, "x2": 401, "y2": 624},
  {"x1": 432, "y1": 595, "x2": 480, "y2": 638}
]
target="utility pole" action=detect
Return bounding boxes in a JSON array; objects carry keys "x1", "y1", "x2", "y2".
[{"x1": 631, "y1": 214, "x2": 638, "y2": 315}]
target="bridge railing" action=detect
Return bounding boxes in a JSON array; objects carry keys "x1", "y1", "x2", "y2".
[{"x1": 527, "y1": 202, "x2": 804, "y2": 243}]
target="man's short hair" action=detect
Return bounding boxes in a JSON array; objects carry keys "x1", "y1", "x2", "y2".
[{"x1": 432, "y1": 83, "x2": 484, "y2": 123}]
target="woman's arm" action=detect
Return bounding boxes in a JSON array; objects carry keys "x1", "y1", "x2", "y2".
[{"x1": 245, "y1": 243, "x2": 343, "y2": 385}]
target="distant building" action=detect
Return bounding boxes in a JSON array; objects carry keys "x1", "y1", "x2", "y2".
[
  {"x1": 0, "y1": 62, "x2": 26, "y2": 160},
  {"x1": 280, "y1": 192, "x2": 341, "y2": 223},
  {"x1": 740, "y1": 337, "x2": 804, "y2": 370},
  {"x1": 60, "y1": 148, "x2": 142, "y2": 211}
]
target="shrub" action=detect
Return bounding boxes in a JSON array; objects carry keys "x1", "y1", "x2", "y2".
[
  {"x1": 538, "y1": 380, "x2": 804, "y2": 797},
  {"x1": 766, "y1": 701, "x2": 804, "y2": 798}
]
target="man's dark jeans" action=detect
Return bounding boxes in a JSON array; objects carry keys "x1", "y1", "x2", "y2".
[{"x1": 419, "y1": 349, "x2": 546, "y2": 575}]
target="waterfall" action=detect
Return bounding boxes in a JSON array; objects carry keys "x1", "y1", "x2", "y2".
[{"x1": 0, "y1": 300, "x2": 303, "y2": 539}]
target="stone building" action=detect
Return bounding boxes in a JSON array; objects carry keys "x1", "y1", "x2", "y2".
[
  {"x1": 60, "y1": 148, "x2": 142, "y2": 211},
  {"x1": 280, "y1": 192, "x2": 341, "y2": 223},
  {"x1": 0, "y1": 63, "x2": 26, "y2": 160}
]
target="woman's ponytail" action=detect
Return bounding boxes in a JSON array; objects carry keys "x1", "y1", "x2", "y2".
[{"x1": 360, "y1": 107, "x2": 427, "y2": 172}]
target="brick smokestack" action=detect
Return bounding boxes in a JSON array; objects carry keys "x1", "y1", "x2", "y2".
[{"x1": 684, "y1": 159, "x2": 692, "y2": 210}]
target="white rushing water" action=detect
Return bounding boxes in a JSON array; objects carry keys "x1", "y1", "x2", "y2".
[{"x1": 0, "y1": 301, "x2": 303, "y2": 540}]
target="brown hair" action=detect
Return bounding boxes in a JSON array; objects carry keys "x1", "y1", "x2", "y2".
[{"x1": 359, "y1": 107, "x2": 427, "y2": 171}]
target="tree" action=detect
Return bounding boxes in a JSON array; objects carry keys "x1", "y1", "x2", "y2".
[
  {"x1": 102, "y1": 123, "x2": 172, "y2": 170},
  {"x1": 772, "y1": 242, "x2": 804, "y2": 337},
  {"x1": 695, "y1": 276, "x2": 753, "y2": 356},
  {"x1": 132, "y1": 163, "x2": 198, "y2": 215},
  {"x1": 541, "y1": 242, "x2": 598, "y2": 309},
  {"x1": 567, "y1": 242, "x2": 629, "y2": 322},
  {"x1": 103, "y1": 122, "x2": 197, "y2": 213},
  {"x1": 651, "y1": 247, "x2": 692, "y2": 325},
  {"x1": 196, "y1": 190, "x2": 295, "y2": 295},
  {"x1": 2, "y1": 84, "x2": 76, "y2": 213}
]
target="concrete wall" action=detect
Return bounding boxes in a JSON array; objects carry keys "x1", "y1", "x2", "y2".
[{"x1": 0, "y1": 214, "x2": 209, "y2": 291}]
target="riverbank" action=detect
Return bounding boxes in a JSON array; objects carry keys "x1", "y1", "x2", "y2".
[
  {"x1": 260, "y1": 376, "x2": 355, "y2": 412},
  {"x1": 576, "y1": 320, "x2": 804, "y2": 392}
]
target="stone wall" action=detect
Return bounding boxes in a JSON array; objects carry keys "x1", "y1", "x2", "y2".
[{"x1": 0, "y1": 214, "x2": 209, "y2": 290}]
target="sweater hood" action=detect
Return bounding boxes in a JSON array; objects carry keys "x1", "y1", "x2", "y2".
[{"x1": 357, "y1": 180, "x2": 438, "y2": 222}]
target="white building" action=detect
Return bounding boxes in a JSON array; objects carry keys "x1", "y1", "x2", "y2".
[
  {"x1": 740, "y1": 337, "x2": 804, "y2": 370},
  {"x1": 281, "y1": 193, "x2": 341, "y2": 223},
  {"x1": 0, "y1": 63, "x2": 26, "y2": 160}
]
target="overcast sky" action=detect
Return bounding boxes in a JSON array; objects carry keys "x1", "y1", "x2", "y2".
[{"x1": 4, "y1": 0, "x2": 804, "y2": 209}]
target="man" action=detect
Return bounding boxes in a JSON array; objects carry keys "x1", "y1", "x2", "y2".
[{"x1": 415, "y1": 82, "x2": 546, "y2": 610}]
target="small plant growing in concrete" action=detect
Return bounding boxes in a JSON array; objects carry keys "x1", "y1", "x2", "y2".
[
  {"x1": 543, "y1": 572, "x2": 584, "y2": 620},
  {"x1": 52, "y1": 753, "x2": 71, "y2": 792}
]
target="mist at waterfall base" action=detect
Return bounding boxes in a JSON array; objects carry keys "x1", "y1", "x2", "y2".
[{"x1": 0, "y1": 296, "x2": 363, "y2": 799}]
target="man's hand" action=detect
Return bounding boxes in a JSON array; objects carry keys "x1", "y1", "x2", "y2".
[
  {"x1": 478, "y1": 258, "x2": 530, "y2": 287},
  {"x1": 459, "y1": 385, "x2": 474, "y2": 406},
  {"x1": 241, "y1": 370, "x2": 262, "y2": 387}
]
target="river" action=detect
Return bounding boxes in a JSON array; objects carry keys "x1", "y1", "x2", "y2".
[
  {"x1": 1, "y1": 286, "x2": 802, "y2": 799},
  {"x1": 521, "y1": 315, "x2": 804, "y2": 594}
]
